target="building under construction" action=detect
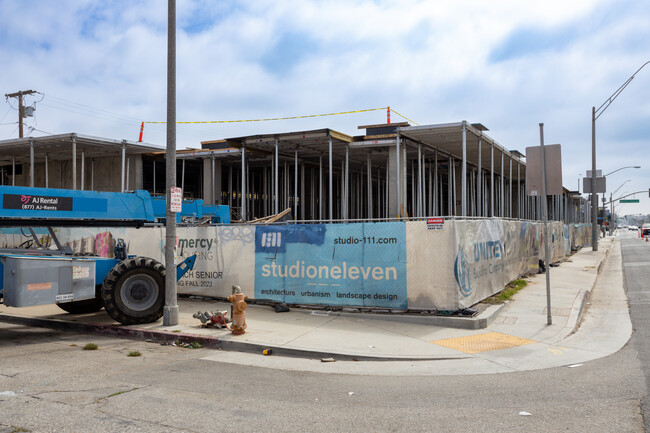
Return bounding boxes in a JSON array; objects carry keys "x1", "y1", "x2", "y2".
[{"x1": 0, "y1": 121, "x2": 591, "y2": 223}]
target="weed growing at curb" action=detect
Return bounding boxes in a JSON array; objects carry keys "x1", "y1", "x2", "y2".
[
  {"x1": 83, "y1": 343, "x2": 98, "y2": 351},
  {"x1": 483, "y1": 279, "x2": 528, "y2": 304},
  {"x1": 11, "y1": 427, "x2": 30, "y2": 432},
  {"x1": 128, "y1": 351, "x2": 141, "y2": 357}
]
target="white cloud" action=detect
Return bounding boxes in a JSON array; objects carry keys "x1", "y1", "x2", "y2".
[{"x1": 2, "y1": 0, "x2": 649, "y2": 213}]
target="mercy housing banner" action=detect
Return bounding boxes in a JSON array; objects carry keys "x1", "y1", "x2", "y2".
[{"x1": 254, "y1": 222, "x2": 408, "y2": 308}]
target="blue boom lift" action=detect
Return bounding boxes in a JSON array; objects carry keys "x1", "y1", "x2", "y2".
[{"x1": 0, "y1": 185, "x2": 229, "y2": 325}]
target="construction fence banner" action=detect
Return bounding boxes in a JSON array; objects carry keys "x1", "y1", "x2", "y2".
[
  {"x1": 0, "y1": 220, "x2": 593, "y2": 311},
  {"x1": 253, "y1": 222, "x2": 407, "y2": 308}
]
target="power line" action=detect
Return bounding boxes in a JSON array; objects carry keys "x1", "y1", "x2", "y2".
[
  {"x1": 45, "y1": 93, "x2": 136, "y2": 121},
  {"x1": 40, "y1": 94, "x2": 207, "y2": 139},
  {"x1": 0, "y1": 107, "x2": 12, "y2": 123}
]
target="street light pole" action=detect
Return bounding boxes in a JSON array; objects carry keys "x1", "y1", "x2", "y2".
[
  {"x1": 578, "y1": 174, "x2": 582, "y2": 194},
  {"x1": 603, "y1": 168, "x2": 640, "y2": 235},
  {"x1": 591, "y1": 60, "x2": 650, "y2": 251},
  {"x1": 591, "y1": 107, "x2": 597, "y2": 250},
  {"x1": 604, "y1": 166, "x2": 641, "y2": 177},
  {"x1": 611, "y1": 180, "x2": 631, "y2": 233}
]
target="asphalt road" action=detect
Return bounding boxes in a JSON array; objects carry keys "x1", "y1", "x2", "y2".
[
  {"x1": 620, "y1": 229, "x2": 650, "y2": 432},
  {"x1": 0, "y1": 231, "x2": 648, "y2": 433}
]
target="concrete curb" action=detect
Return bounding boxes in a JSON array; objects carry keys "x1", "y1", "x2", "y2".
[
  {"x1": 571, "y1": 238, "x2": 615, "y2": 334},
  {"x1": 289, "y1": 302, "x2": 506, "y2": 330},
  {"x1": 0, "y1": 313, "x2": 465, "y2": 362}
]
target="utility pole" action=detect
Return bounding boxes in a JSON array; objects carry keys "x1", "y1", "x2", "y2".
[
  {"x1": 163, "y1": 0, "x2": 178, "y2": 326},
  {"x1": 5, "y1": 90, "x2": 37, "y2": 138}
]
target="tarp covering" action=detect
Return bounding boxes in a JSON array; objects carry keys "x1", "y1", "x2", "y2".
[{"x1": 0, "y1": 220, "x2": 592, "y2": 311}]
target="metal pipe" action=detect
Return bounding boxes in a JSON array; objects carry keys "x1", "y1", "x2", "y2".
[
  {"x1": 81, "y1": 150, "x2": 85, "y2": 190},
  {"x1": 121, "y1": 140, "x2": 126, "y2": 192},
  {"x1": 45, "y1": 153, "x2": 49, "y2": 188},
  {"x1": 434, "y1": 149, "x2": 438, "y2": 215},
  {"x1": 367, "y1": 152, "x2": 373, "y2": 219},
  {"x1": 263, "y1": 166, "x2": 268, "y2": 215},
  {"x1": 241, "y1": 145, "x2": 246, "y2": 221},
  {"x1": 328, "y1": 136, "x2": 333, "y2": 220},
  {"x1": 418, "y1": 142, "x2": 423, "y2": 217},
  {"x1": 490, "y1": 143, "x2": 494, "y2": 217},
  {"x1": 228, "y1": 165, "x2": 233, "y2": 208},
  {"x1": 294, "y1": 148, "x2": 298, "y2": 219},
  {"x1": 385, "y1": 164, "x2": 388, "y2": 218},
  {"x1": 427, "y1": 160, "x2": 434, "y2": 215},
  {"x1": 477, "y1": 136, "x2": 482, "y2": 217},
  {"x1": 396, "y1": 131, "x2": 401, "y2": 218},
  {"x1": 211, "y1": 156, "x2": 215, "y2": 204},
  {"x1": 509, "y1": 157, "x2": 512, "y2": 217},
  {"x1": 447, "y1": 156, "x2": 454, "y2": 216},
  {"x1": 404, "y1": 158, "x2": 417, "y2": 216},
  {"x1": 461, "y1": 121, "x2": 467, "y2": 216},
  {"x1": 181, "y1": 159, "x2": 185, "y2": 196},
  {"x1": 517, "y1": 162, "x2": 521, "y2": 218},
  {"x1": 340, "y1": 160, "x2": 344, "y2": 219},
  {"x1": 301, "y1": 163, "x2": 305, "y2": 220},
  {"x1": 29, "y1": 139, "x2": 34, "y2": 187},
  {"x1": 344, "y1": 145, "x2": 349, "y2": 219},
  {"x1": 500, "y1": 152, "x2": 504, "y2": 217},
  {"x1": 540, "y1": 123, "x2": 552, "y2": 325},
  {"x1": 71, "y1": 136, "x2": 76, "y2": 190},
  {"x1": 274, "y1": 138, "x2": 279, "y2": 214}
]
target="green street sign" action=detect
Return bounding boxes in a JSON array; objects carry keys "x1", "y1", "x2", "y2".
[{"x1": 620, "y1": 199, "x2": 639, "y2": 203}]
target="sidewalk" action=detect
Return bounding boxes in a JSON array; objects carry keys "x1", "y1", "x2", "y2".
[{"x1": 0, "y1": 235, "x2": 632, "y2": 376}]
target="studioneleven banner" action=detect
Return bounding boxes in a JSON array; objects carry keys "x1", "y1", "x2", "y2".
[{"x1": 253, "y1": 222, "x2": 408, "y2": 308}]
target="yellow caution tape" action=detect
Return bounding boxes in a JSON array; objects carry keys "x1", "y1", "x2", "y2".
[
  {"x1": 144, "y1": 107, "x2": 388, "y2": 124},
  {"x1": 139, "y1": 107, "x2": 419, "y2": 144},
  {"x1": 389, "y1": 108, "x2": 419, "y2": 126}
]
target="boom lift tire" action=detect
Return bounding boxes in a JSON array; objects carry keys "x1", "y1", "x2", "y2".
[
  {"x1": 56, "y1": 285, "x2": 104, "y2": 314},
  {"x1": 102, "y1": 257, "x2": 166, "y2": 325}
]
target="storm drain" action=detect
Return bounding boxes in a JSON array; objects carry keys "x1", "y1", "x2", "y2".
[{"x1": 431, "y1": 332, "x2": 536, "y2": 354}]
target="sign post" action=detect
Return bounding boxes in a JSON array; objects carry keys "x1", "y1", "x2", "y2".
[{"x1": 526, "y1": 126, "x2": 562, "y2": 326}]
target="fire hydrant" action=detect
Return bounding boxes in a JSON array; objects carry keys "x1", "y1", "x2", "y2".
[{"x1": 227, "y1": 285, "x2": 247, "y2": 335}]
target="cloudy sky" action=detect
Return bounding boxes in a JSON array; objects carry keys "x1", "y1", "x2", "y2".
[{"x1": 1, "y1": 0, "x2": 649, "y2": 215}]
